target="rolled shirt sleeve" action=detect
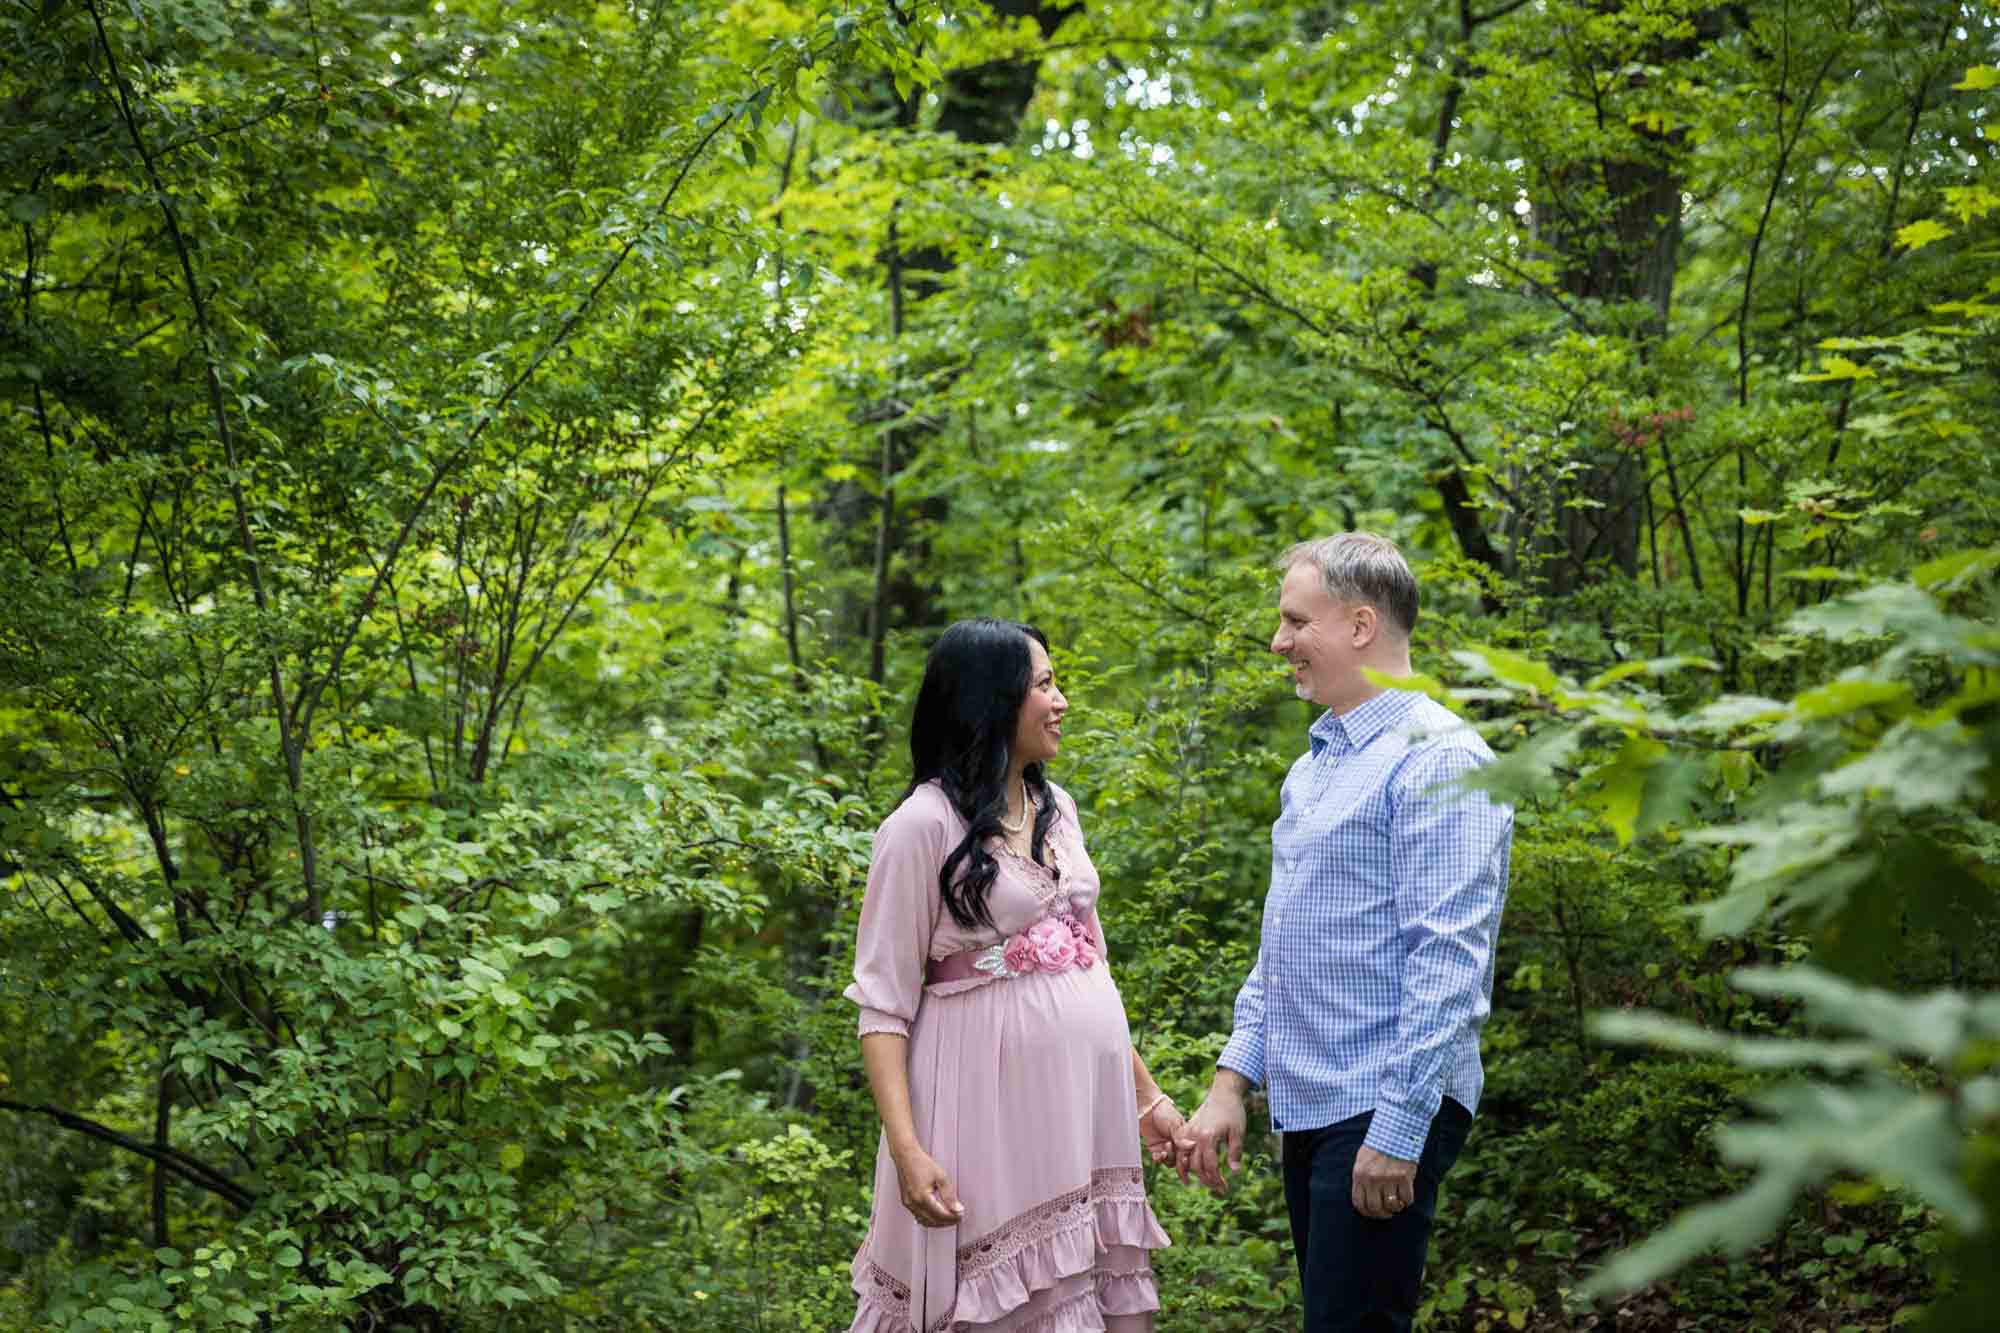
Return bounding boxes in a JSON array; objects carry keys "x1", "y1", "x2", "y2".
[
  {"x1": 1366, "y1": 742, "x2": 1513, "y2": 1161},
  {"x1": 843, "y1": 791, "x2": 949, "y2": 1039}
]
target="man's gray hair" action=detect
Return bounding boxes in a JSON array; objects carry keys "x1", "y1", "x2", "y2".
[{"x1": 1280, "y1": 532, "x2": 1419, "y2": 636}]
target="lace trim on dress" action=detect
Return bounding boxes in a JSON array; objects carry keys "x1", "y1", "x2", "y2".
[
  {"x1": 993, "y1": 833, "x2": 1067, "y2": 910},
  {"x1": 1093, "y1": 1165, "x2": 1147, "y2": 1204},
  {"x1": 860, "y1": 1259, "x2": 911, "y2": 1322},
  {"x1": 955, "y1": 1166, "x2": 1149, "y2": 1279}
]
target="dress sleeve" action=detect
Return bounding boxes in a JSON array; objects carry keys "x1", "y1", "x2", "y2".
[
  {"x1": 844, "y1": 791, "x2": 951, "y2": 1039},
  {"x1": 1084, "y1": 908, "x2": 1110, "y2": 962},
  {"x1": 1052, "y1": 783, "x2": 1111, "y2": 962}
]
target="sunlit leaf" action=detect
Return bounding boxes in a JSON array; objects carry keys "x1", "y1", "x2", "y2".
[
  {"x1": 1914, "y1": 546, "x2": 2000, "y2": 593},
  {"x1": 1894, "y1": 219, "x2": 1954, "y2": 251},
  {"x1": 1792, "y1": 354, "x2": 1877, "y2": 382},
  {"x1": 1452, "y1": 646, "x2": 1561, "y2": 696},
  {"x1": 1582, "y1": 734, "x2": 1663, "y2": 846}
]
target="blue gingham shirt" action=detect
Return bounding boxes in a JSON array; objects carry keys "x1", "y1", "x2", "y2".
[{"x1": 1219, "y1": 689, "x2": 1513, "y2": 1161}]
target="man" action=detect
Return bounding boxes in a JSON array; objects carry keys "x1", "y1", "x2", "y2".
[{"x1": 1175, "y1": 532, "x2": 1513, "y2": 1332}]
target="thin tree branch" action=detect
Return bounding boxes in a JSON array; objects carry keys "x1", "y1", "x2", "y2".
[
  {"x1": 300, "y1": 77, "x2": 756, "y2": 747},
  {"x1": 0, "y1": 1099, "x2": 255, "y2": 1212},
  {"x1": 85, "y1": 0, "x2": 321, "y2": 916}
]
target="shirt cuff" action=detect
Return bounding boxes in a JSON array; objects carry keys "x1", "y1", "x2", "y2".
[
  {"x1": 857, "y1": 1008, "x2": 911, "y2": 1039},
  {"x1": 1364, "y1": 1090, "x2": 1440, "y2": 1162},
  {"x1": 1217, "y1": 1032, "x2": 1265, "y2": 1090}
]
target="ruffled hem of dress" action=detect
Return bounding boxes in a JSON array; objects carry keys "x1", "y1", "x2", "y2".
[
  {"x1": 1094, "y1": 1264, "x2": 1159, "y2": 1317},
  {"x1": 847, "y1": 1287, "x2": 917, "y2": 1333},
  {"x1": 949, "y1": 1195, "x2": 1168, "y2": 1326},
  {"x1": 991, "y1": 1284, "x2": 1102, "y2": 1333}
]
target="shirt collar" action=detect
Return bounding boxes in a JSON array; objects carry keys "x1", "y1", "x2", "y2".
[{"x1": 1308, "y1": 688, "x2": 1419, "y2": 756}]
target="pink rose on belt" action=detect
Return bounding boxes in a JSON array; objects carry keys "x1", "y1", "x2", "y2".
[
  {"x1": 1066, "y1": 914, "x2": 1099, "y2": 969},
  {"x1": 1002, "y1": 933, "x2": 1037, "y2": 975},
  {"x1": 1024, "y1": 916, "x2": 1079, "y2": 971}
]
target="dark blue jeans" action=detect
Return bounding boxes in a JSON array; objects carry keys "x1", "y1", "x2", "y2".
[{"x1": 1281, "y1": 1098, "x2": 1473, "y2": 1333}]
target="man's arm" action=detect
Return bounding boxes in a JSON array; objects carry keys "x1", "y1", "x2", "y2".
[
  {"x1": 1368, "y1": 742, "x2": 1513, "y2": 1163},
  {"x1": 1176, "y1": 943, "x2": 1269, "y2": 1192},
  {"x1": 1217, "y1": 935, "x2": 1270, "y2": 1092}
]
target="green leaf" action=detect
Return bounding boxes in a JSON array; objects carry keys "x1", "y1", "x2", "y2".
[
  {"x1": 1364, "y1": 668, "x2": 1455, "y2": 705},
  {"x1": 1792, "y1": 355, "x2": 1876, "y2": 383},
  {"x1": 1582, "y1": 1167, "x2": 1807, "y2": 1298},
  {"x1": 1583, "y1": 734, "x2": 1664, "y2": 846},
  {"x1": 1689, "y1": 694, "x2": 1789, "y2": 731},
  {"x1": 499, "y1": 1143, "x2": 526, "y2": 1171},
  {"x1": 1453, "y1": 646, "x2": 1560, "y2": 696},
  {"x1": 1730, "y1": 966, "x2": 1975, "y2": 1064},
  {"x1": 1786, "y1": 582, "x2": 1958, "y2": 647},
  {"x1": 1788, "y1": 677, "x2": 1909, "y2": 722},
  {"x1": 1951, "y1": 65, "x2": 2000, "y2": 91},
  {"x1": 1779, "y1": 565, "x2": 1863, "y2": 583},
  {"x1": 275, "y1": 1246, "x2": 302, "y2": 1268},
  {"x1": 1913, "y1": 546, "x2": 2000, "y2": 593},
  {"x1": 1818, "y1": 721, "x2": 1987, "y2": 813},
  {"x1": 1894, "y1": 219, "x2": 1953, "y2": 251},
  {"x1": 1726, "y1": 1081, "x2": 1982, "y2": 1226},
  {"x1": 1461, "y1": 723, "x2": 1582, "y2": 803},
  {"x1": 1588, "y1": 1009, "x2": 1882, "y2": 1070},
  {"x1": 1586, "y1": 655, "x2": 1717, "y2": 690}
]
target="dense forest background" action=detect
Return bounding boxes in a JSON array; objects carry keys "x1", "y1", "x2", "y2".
[{"x1": 3, "y1": 0, "x2": 1997, "y2": 1328}]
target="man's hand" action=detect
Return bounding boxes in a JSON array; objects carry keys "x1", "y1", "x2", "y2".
[
  {"x1": 1352, "y1": 1145, "x2": 1417, "y2": 1219},
  {"x1": 1174, "y1": 1072, "x2": 1249, "y2": 1194}
]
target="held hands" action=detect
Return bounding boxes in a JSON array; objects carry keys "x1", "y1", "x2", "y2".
[
  {"x1": 889, "y1": 1141, "x2": 965, "y2": 1228},
  {"x1": 1139, "y1": 1096, "x2": 1187, "y2": 1166},
  {"x1": 1173, "y1": 1077, "x2": 1248, "y2": 1194}
]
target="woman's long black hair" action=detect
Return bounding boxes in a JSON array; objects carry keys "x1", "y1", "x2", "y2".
[{"x1": 906, "y1": 617, "x2": 1061, "y2": 930}]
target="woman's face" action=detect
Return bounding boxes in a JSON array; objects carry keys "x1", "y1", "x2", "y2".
[{"x1": 1011, "y1": 638, "x2": 1067, "y2": 769}]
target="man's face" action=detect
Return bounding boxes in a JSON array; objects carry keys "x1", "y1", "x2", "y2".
[{"x1": 1271, "y1": 562, "x2": 1359, "y2": 707}]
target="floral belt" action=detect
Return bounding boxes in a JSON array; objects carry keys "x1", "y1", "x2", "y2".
[{"x1": 926, "y1": 911, "x2": 1099, "y2": 985}]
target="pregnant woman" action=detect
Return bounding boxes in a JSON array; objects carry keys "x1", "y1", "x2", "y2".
[{"x1": 844, "y1": 618, "x2": 1177, "y2": 1333}]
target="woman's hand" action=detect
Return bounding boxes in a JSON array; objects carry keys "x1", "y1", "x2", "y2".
[
  {"x1": 890, "y1": 1142, "x2": 966, "y2": 1228},
  {"x1": 1140, "y1": 1098, "x2": 1186, "y2": 1166}
]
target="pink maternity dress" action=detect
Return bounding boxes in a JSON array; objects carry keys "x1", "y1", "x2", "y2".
[{"x1": 844, "y1": 779, "x2": 1169, "y2": 1333}]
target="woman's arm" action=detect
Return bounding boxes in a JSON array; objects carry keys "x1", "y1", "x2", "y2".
[
  {"x1": 1131, "y1": 1046, "x2": 1185, "y2": 1163},
  {"x1": 862, "y1": 1032, "x2": 964, "y2": 1227}
]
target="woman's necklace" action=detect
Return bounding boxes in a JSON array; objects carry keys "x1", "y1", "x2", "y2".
[{"x1": 999, "y1": 779, "x2": 1032, "y2": 835}]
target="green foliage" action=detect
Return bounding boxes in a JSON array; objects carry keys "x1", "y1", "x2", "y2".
[
  {"x1": 1438, "y1": 551, "x2": 2000, "y2": 1326},
  {"x1": 4, "y1": 0, "x2": 1996, "y2": 1328}
]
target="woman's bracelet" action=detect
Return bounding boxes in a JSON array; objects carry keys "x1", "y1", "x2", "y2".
[{"x1": 1138, "y1": 1092, "x2": 1175, "y2": 1123}]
